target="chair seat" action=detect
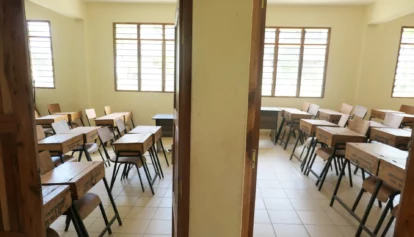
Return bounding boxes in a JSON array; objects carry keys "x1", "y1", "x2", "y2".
[
  {"x1": 74, "y1": 193, "x2": 101, "y2": 220},
  {"x1": 110, "y1": 156, "x2": 145, "y2": 168},
  {"x1": 46, "y1": 228, "x2": 60, "y2": 237},
  {"x1": 52, "y1": 155, "x2": 76, "y2": 166},
  {"x1": 315, "y1": 147, "x2": 345, "y2": 160},
  {"x1": 362, "y1": 176, "x2": 399, "y2": 203}
]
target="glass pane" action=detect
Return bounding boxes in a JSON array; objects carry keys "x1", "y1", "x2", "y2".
[
  {"x1": 141, "y1": 40, "x2": 162, "y2": 91},
  {"x1": 279, "y1": 29, "x2": 302, "y2": 44},
  {"x1": 140, "y1": 25, "x2": 163, "y2": 40},
  {"x1": 116, "y1": 24, "x2": 138, "y2": 39}
]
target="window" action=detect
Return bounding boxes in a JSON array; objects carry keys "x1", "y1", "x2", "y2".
[
  {"x1": 114, "y1": 23, "x2": 175, "y2": 92},
  {"x1": 27, "y1": 21, "x2": 55, "y2": 88},
  {"x1": 392, "y1": 27, "x2": 414, "y2": 98},
  {"x1": 262, "y1": 27, "x2": 330, "y2": 97}
]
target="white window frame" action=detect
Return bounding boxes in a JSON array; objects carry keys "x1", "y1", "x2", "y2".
[{"x1": 392, "y1": 27, "x2": 414, "y2": 98}]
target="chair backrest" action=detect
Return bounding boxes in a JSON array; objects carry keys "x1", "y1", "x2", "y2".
[
  {"x1": 51, "y1": 120, "x2": 70, "y2": 134},
  {"x1": 400, "y1": 104, "x2": 414, "y2": 114},
  {"x1": 104, "y1": 106, "x2": 111, "y2": 115},
  {"x1": 37, "y1": 151, "x2": 55, "y2": 175},
  {"x1": 36, "y1": 125, "x2": 46, "y2": 141},
  {"x1": 301, "y1": 102, "x2": 311, "y2": 112},
  {"x1": 85, "y1": 108, "x2": 97, "y2": 120},
  {"x1": 338, "y1": 114, "x2": 350, "y2": 128},
  {"x1": 115, "y1": 118, "x2": 126, "y2": 134},
  {"x1": 34, "y1": 106, "x2": 41, "y2": 118},
  {"x1": 348, "y1": 117, "x2": 370, "y2": 136},
  {"x1": 47, "y1": 103, "x2": 61, "y2": 114},
  {"x1": 352, "y1": 105, "x2": 368, "y2": 119},
  {"x1": 97, "y1": 127, "x2": 114, "y2": 143},
  {"x1": 384, "y1": 113, "x2": 404, "y2": 128},
  {"x1": 308, "y1": 104, "x2": 320, "y2": 117},
  {"x1": 340, "y1": 103, "x2": 354, "y2": 115}
]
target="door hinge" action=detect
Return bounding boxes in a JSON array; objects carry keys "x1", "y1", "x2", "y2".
[{"x1": 251, "y1": 149, "x2": 257, "y2": 169}]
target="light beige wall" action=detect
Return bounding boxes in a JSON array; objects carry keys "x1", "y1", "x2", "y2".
[
  {"x1": 85, "y1": 2, "x2": 175, "y2": 124},
  {"x1": 25, "y1": 1, "x2": 87, "y2": 116},
  {"x1": 262, "y1": 5, "x2": 366, "y2": 110},
  {"x1": 189, "y1": 0, "x2": 252, "y2": 235},
  {"x1": 355, "y1": 13, "x2": 414, "y2": 113},
  {"x1": 366, "y1": 0, "x2": 414, "y2": 24}
]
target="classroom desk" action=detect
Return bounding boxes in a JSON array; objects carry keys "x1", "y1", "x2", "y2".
[
  {"x1": 280, "y1": 110, "x2": 313, "y2": 149},
  {"x1": 41, "y1": 161, "x2": 122, "y2": 236},
  {"x1": 54, "y1": 111, "x2": 84, "y2": 127},
  {"x1": 38, "y1": 134, "x2": 84, "y2": 162},
  {"x1": 370, "y1": 128, "x2": 411, "y2": 150},
  {"x1": 307, "y1": 127, "x2": 366, "y2": 190},
  {"x1": 290, "y1": 119, "x2": 339, "y2": 171},
  {"x1": 129, "y1": 126, "x2": 169, "y2": 167},
  {"x1": 63, "y1": 126, "x2": 100, "y2": 143},
  {"x1": 330, "y1": 143, "x2": 408, "y2": 236},
  {"x1": 95, "y1": 112, "x2": 130, "y2": 127},
  {"x1": 152, "y1": 114, "x2": 173, "y2": 137},
  {"x1": 42, "y1": 185, "x2": 72, "y2": 228},
  {"x1": 113, "y1": 134, "x2": 160, "y2": 194},
  {"x1": 318, "y1": 109, "x2": 343, "y2": 123},
  {"x1": 394, "y1": 113, "x2": 414, "y2": 127},
  {"x1": 260, "y1": 107, "x2": 282, "y2": 144},
  {"x1": 36, "y1": 114, "x2": 67, "y2": 127},
  {"x1": 370, "y1": 109, "x2": 403, "y2": 120}
]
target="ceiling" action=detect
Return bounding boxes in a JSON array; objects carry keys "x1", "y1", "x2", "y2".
[{"x1": 86, "y1": 0, "x2": 376, "y2": 5}]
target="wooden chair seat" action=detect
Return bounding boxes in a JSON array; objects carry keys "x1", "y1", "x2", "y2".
[
  {"x1": 73, "y1": 193, "x2": 101, "y2": 220},
  {"x1": 51, "y1": 155, "x2": 76, "y2": 167},
  {"x1": 362, "y1": 176, "x2": 399, "y2": 203},
  {"x1": 46, "y1": 228, "x2": 60, "y2": 237},
  {"x1": 315, "y1": 147, "x2": 345, "y2": 160}
]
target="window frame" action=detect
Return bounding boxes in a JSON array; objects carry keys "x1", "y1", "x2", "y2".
[
  {"x1": 113, "y1": 22, "x2": 175, "y2": 93},
  {"x1": 27, "y1": 20, "x2": 56, "y2": 89},
  {"x1": 391, "y1": 26, "x2": 414, "y2": 98},
  {"x1": 262, "y1": 26, "x2": 331, "y2": 98}
]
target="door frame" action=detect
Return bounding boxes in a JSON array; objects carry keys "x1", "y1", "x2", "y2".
[
  {"x1": 172, "y1": 0, "x2": 192, "y2": 236},
  {"x1": 241, "y1": 0, "x2": 267, "y2": 236}
]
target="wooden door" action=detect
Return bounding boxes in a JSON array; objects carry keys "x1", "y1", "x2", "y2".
[
  {"x1": 0, "y1": 0, "x2": 44, "y2": 236},
  {"x1": 241, "y1": 0, "x2": 267, "y2": 236},
  {"x1": 172, "y1": 0, "x2": 192, "y2": 236}
]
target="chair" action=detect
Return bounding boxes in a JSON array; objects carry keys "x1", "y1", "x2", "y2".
[
  {"x1": 36, "y1": 125, "x2": 74, "y2": 166},
  {"x1": 381, "y1": 204, "x2": 399, "y2": 236},
  {"x1": 97, "y1": 127, "x2": 147, "y2": 191},
  {"x1": 104, "y1": 106, "x2": 111, "y2": 115},
  {"x1": 301, "y1": 102, "x2": 311, "y2": 112},
  {"x1": 115, "y1": 118, "x2": 127, "y2": 138},
  {"x1": 47, "y1": 103, "x2": 61, "y2": 114},
  {"x1": 340, "y1": 103, "x2": 354, "y2": 115},
  {"x1": 352, "y1": 105, "x2": 368, "y2": 119},
  {"x1": 338, "y1": 114, "x2": 350, "y2": 128},
  {"x1": 306, "y1": 117, "x2": 369, "y2": 190},
  {"x1": 308, "y1": 104, "x2": 320, "y2": 119},
  {"x1": 51, "y1": 121, "x2": 103, "y2": 163},
  {"x1": 383, "y1": 113, "x2": 404, "y2": 128},
  {"x1": 84, "y1": 108, "x2": 97, "y2": 126},
  {"x1": 400, "y1": 104, "x2": 414, "y2": 114},
  {"x1": 35, "y1": 108, "x2": 55, "y2": 136},
  {"x1": 38, "y1": 150, "x2": 59, "y2": 175}
]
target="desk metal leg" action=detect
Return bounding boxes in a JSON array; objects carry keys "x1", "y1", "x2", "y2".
[
  {"x1": 139, "y1": 152, "x2": 156, "y2": 195},
  {"x1": 289, "y1": 130, "x2": 302, "y2": 161},
  {"x1": 150, "y1": 146, "x2": 164, "y2": 178},
  {"x1": 301, "y1": 134, "x2": 315, "y2": 172},
  {"x1": 103, "y1": 178, "x2": 123, "y2": 225},
  {"x1": 356, "y1": 180, "x2": 382, "y2": 236},
  {"x1": 159, "y1": 138, "x2": 170, "y2": 166},
  {"x1": 274, "y1": 117, "x2": 285, "y2": 145},
  {"x1": 83, "y1": 145, "x2": 92, "y2": 161}
]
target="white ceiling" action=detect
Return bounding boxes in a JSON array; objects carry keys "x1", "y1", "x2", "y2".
[{"x1": 86, "y1": 0, "x2": 376, "y2": 5}]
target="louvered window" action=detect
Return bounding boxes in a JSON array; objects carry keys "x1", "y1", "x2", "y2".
[
  {"x1": 114, "y1": 23, "x2": 175, "y2": 92},
  {"x1": 27, "y1": 21, "x2": 55, "y2": 88},
  {"x1": 262, "y1": 27, "x2": 330, "y2": 97},
  {"x1": 392, "y1": 27, "x2": 414, "y2": 98}
]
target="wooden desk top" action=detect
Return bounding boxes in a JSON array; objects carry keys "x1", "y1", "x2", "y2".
[
  {"x1": 300, "y1": 119, "x2": 339, "y2": 135},
  {"x1": 394, "y1": 113, "x2": 414, "y2": 123},
  {"x1": 113, "y1": 134, "x2": 153, "y2": 154},
  {"x1": 316, "y1": 127, "x2": 366, "y2": 147},
  {"x1": 38, "y1": 134, "x2": 84, "y2": 154},
  {"x1": 62, "y1": 126, "x2": 100, "y2": 143},
  {"x1": 41, "y1": 161, "x2": 105, "y2": 199},
  {"x1": 318, "y1": 109, "x2": 343, "y2": 123},
  {"x1": 261, "y1": 107, "x2": 282, "y2": 112},
  {"x1": 152, "y1": 114, "x2": 174, "y2": 120},
  {"x1": 369, "y1": 121, "x2": 387, "y2": 128},
  {"x1": 284, "y1": 110, "x2": 312, "y2": 121},
  {"x1": 42, "y1": 185, "x2": 72, "y2": 228},
  {"x1": 371, "y1": 128, "x2": 412, "y2": 137},
  {"x1": 55, "y1": 111, "x2": 82, "y2": 121},
  {"x1": 370, "y1": 109, "x2": 403, "y2": 120},
  {"x1": 370, "y1": 128, "x2": 411, "y2": 149},
  {"x1": 318, "y1": 108, "x2": 342, "y2": 115},
  {"x1": 36, "y1": 114, "x2": 67, "y2": 125},
  {"x1": 129, "y1": 126, "x2": 162, "y2": 143},
  {"x1": 95, "y1": 113, "x2": 125, "y2": 126},
  {"x1": 95, "y1": 113, "x2": 124, "y2": 121},
  {"x1": 111, "y1": 112, "x2": 132, "y2": 121}
]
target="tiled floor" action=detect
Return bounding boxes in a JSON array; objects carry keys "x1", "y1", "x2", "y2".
[{"x1": 51, "y1": 133, "x2": 397, "y2": 237}]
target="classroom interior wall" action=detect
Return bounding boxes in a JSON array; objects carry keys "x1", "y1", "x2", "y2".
[{"x1": 25, "y1": 1, "x2": 414, "y2": 123}]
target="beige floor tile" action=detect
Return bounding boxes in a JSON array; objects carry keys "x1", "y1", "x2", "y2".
[
  {"x1": 263, "y1": 198, "x2": 294, "y2": 210},
  {"x1": 254, "y1": 210, "x2": 271, "y2": 223},
  {"x1": 256, "y1": 198, "x2": 267, "y2": 209},
  {"x1": 126, "y1": 207, "x2": 157, "y2": 219},
  {"x1": 153, "y1": 208, "x2": 172, "y2": 220},
  {"x1": 115, "y1": 219, "x2": 151, "y2": 234},
  {"x1": 261, "y1": 189, "x2": 288, "y2": 198},
  {"x1": 272, "y1": 224, "x2": 309, "y2": 237},
  {"x1": 145, "y1": 220, "x2": 172, "y2": 235},
  {"x1": 135, "y1": 197, "x2": 163, "y2": 207},
  {"x1": 297, "y1": 211, "x2": 333, "y2": 225},
  {"x1": 115, "y1": 195, "x2": 140, "y2": 206},
  {"x1": 305, "y1": 225, "x2": 344, "y2": 237},
  {"x1": 290, "y1": 199, "x2": 323, "y2": 211},
  {"x1": 253, "y1": 223, "x2": 276, "y2": 237},
  {"x1": 268, "y1": 210, "x2": 302, "y2": 224}
]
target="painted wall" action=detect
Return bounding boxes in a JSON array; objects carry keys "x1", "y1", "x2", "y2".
[
  {"x1": 355, "y1": 13, "x2": 414, "y2": 113},
  {"x1": 25, "y1": 1, "x2": 88, "y2": 116},
  {"x1": 85, "y1": 2, "x2": 176, "y2": 124},
  {"x1": 366, "y1": 0, "x2": 414, "y2": 24},
  {"x1": 190, "y1": 0, "x2": 252, "y2": 235},
  {"x1": 262, "y1": 5, "x2": 366, "y2": 110}
]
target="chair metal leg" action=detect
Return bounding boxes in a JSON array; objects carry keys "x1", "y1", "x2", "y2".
[
  {"x1": 103, "y1": 178, "x2": 123, "y2": 225},
  {"x1": 347, "y1": 161, "x2": 353, "y2": 187},
  {"x1": 352, "y1": 189, "x2": 365, "y2": 212},
  {"x1": 374, "y1": 200, "x2": 394, "y2": 234},
  {"x1": 64, "y1": 215, "x2": 71, "y2": 232},
  {"x1": 136, "y1": 165, "x2": 145, "y2": 192},
  {"x1": 381, "y1": 216, "x2": 395, "y2": 237},
  {"x1": 159, "y1": 139, "x2": 170, "y2": 167},
  {"x1": 283, "y1": 126, "x2": 294, "y2": 150},
  {"x1": 306, "y1": 153, "x2": 318, "y2": 176},
  {"x1": 99, "y1": 203, "x2": 112, "y2": 235},
  {"x1": 78, "y1": 150, "x2": 83, "y2": 162},
  {"x1": 151, "y1": 146, "x2": 164, "y2": 178}
]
